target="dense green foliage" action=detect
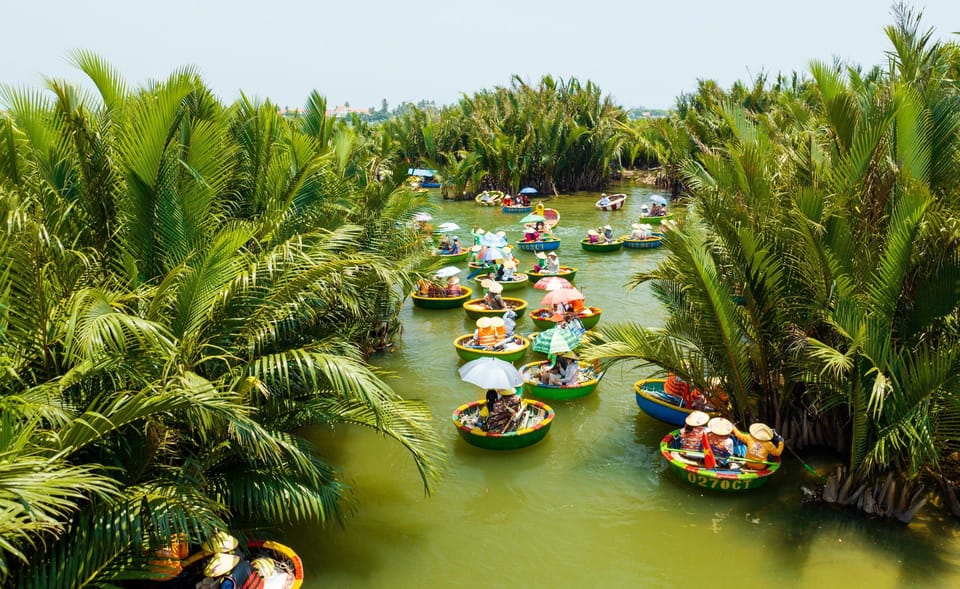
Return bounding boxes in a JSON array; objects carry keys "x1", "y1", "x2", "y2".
[
  {"x1": 370, "y1": 76, "x2": 629, "y2": 196},
  {"x1": 0, "y1": 54, "x2": 443, "y2": 586},
  {"x1": 583, "y1": 5, "x2": 960, "y2": 508}
]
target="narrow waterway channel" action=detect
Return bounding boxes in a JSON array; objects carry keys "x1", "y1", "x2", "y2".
[{"x1": 287, "y1": 183, "x2": 960, "y2": 589}]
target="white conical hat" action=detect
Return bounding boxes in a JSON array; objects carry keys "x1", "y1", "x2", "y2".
[{"x1": 488, "y1": 282, "x2": 503, "y2": 294}]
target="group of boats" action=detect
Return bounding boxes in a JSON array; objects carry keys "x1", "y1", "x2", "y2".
[{"x1": 413, "y1": 191, "x2": 783, "y2": 494}]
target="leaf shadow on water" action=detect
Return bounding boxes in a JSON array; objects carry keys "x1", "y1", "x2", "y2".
[{"x1": 764, "y1": 500, "x2": 960, "y2": 587}]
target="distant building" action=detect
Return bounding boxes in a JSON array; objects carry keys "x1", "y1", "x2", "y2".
[{"x1": 326, "y1": 105, "x2": 371, "y2": 118}]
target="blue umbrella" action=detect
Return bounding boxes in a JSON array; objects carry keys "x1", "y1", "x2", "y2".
[
  {"x1": 519, "y1": 187, "x2": 538, "y2": 195},
  {"x1": 650, "y1": 194, "x2": 669, "y2": 205}
]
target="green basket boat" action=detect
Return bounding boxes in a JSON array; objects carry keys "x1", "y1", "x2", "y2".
[
  {"x1": 411, "y1": 286, "x2": 473, "y2": 310},
  {"x1": 452, "y1": 399, "x2": 554, "y2": 450},
  {"x1": 434, "y1": 250, "x2": 470, "y2": 263},
  {"x1": 519, "y1": 361, "x2": 603, "y2": 400},
  {"x1": 529, "y1": 306, "x2": 602, "y2": 331},
  {"x1": 580, "y1": 238, "x2": 623, "y2": 252},
  {"x1": 473, "y1": 273, "x2": 529, "y2": 291},
  {"x1": 660, "y1": 430, "x2": 781, "y2": 492},
  {"x1": 462, "y1": 297, "x2": 528, "y2": 320},
  {"x1": 527, "y1": 266, "x2": 577, "y2": 281},
  {"x1": 454, "y1": 334, "x2": 530, "y2": 363}
]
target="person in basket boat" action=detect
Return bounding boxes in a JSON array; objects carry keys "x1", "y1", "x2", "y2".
[
  {"x1": 446, "y1": 276, "x2": 462, "y2": 297},
  {"x1": 598, "y1": 193, "x2": 610, "y2": 207},
  {"x1": 534, "y1": 220, "x2": 548, "y2": 235},
  {"x1": 523, "y1": 224, "x2": 540, "y2": 243},
  {"x1": 532, "y1": 251, "x2": 548, "y2": 273},
  {"x1": 482, "y1": 281, "x2": 506, "y2": 309},
  {"x1": 449, "y1": 236, "x2": 462, "y2": 254},
  {"x1": 501, "y1": 259, "x2": 517, "y2": 281},
  {"x1": 438, "y1": 235, "x2": 452, "y2": 253},
  {"x1": 680, "y1": 410, "x2": 710, "y2": 451},
  {"x1": 503, "y1": 308, "x2": 517, "y2": 337},
  {"x1": 482, "y1": 388, "x2": 522, "y2": 433},
  {"x1": 586, "y1": 228, "x2": 600, "y2": 244},
  {"x1": 629, "y1": 223, "x2": 647, "y2": 240},
  {"x1": 503, "y1": 194, "x2": 514, "y2": 206},
  {"x1": 534, "y1": 201, "x2": 545, "y2": 217},
  {"x1": 733, "y1": 422, "x2": 785, "y2": 470},
  {"x1": 545, "y1": 252, "x2": 560, "y2": 273},
  {"x1": 194, "y1": 532, "x2": 261, "y2": 589},
  {"x1": 706, "y1": 417, "x2": 735, "y2": 467},
  {"x1": 601, "y1": 225, "x2": 615, "y2": 243}
]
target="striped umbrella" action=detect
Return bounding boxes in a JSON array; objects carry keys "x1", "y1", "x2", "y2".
[{"x1": 531, "y1": 327, "x2": 581, "y2": 355}]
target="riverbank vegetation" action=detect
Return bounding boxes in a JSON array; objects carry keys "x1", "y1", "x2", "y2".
[
  {"x1": 583, "y1": 4, "x2": 960, "y2": 521},
  {"x1": 0, "y1": 54, "x2": 444, "y2": 586}
]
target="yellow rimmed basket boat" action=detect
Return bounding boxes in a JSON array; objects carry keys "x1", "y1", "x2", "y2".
[
  {"x1": 452, "y1": 399, "x2": 554, "y2": 450},
  {"x1": 454, "y1": 334, "x2": 531, "y2": 363},
  {"x1": 411, "y1": 286, "x2": 473, "y2": 310},
  {"x1": 472, "y1": 273, "x2": 529, "y2": 291},
  {"x1": 463, "y1": 297, "x2": 528, "y2": 320},
  {"x1": 519, "y1": 360, "x2": 603, "y2": 400},
  {"x1": 527, "y1": 266, "x2": 577, "y2": 281},
  {"x1": 475, "y1": 190, "x2": 505, "y2": 206},
  {"x1": 529, "y1": 306, "x2": 602, "y2": 331},
  {"x1": 434, "y1": 249, "x2": 470, "y2": 262},
  {"x1": 168, "y1": 539, "x2": 304, "y2": 588},
  {"x1": 660, "y1": 430, "x2": 781, "y2": 492},
  {"x1": 580, "y1": 238, "x2": 623, "y2": 252}
]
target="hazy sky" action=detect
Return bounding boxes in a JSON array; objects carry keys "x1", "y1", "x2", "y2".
[{"x1": 4, "y1": 1, "x2": 959, "y2": 110}]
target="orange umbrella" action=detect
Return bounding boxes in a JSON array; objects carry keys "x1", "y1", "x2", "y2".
[{"x1": 540, "y1": 288, "x2": 585, "y2": 307}]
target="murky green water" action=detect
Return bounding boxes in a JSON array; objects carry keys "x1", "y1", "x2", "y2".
[{"x1": 286, "y1": 184, "x2": 960, "y2": 588}]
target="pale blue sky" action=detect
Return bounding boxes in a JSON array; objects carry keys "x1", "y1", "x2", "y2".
[{"x1": 4, "y1": 1, "x2": 959, "y2": 110}]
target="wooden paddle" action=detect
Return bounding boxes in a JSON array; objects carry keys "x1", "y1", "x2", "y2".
[{"x1": 669, "y1": 447, "x2": 778, "y2": 467}]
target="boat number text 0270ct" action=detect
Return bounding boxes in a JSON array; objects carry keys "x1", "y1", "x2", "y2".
[{"x1": 686, "y1": 472, "x2": 747, "y2": 490}]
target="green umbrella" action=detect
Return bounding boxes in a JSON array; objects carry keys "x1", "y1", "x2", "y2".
[
  {"x1": 532, "y1": 327, "x2": 581, "y2": 355},
  {"x1": 520, "y1": 213, "x2": 546, "y2": 224}
]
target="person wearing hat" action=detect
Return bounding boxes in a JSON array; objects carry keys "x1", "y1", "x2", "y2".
[
  {"x1": 733, "y1": 422, "x2": 784, "y2": 470},
  {"x1": 483, "y1": 281, "x2": 505, "y2": 310},
  {"x1": 545, "y1": 251, "x2": 560, "y2": 273},
  {"x1": 501, "y1": 258, "x2": 516, "y2": 281},
  {"x1": 558, "y1": 352, "x2": 580, "y2": 386},
  {"x1": 450, "y1": 236, "x2": 461, "y2": 254},
  {"x1": 629, "y1": 223, "x2": 645, "y2": 240},
  {"x1": 680, "y1": 410, "x2": 710, "y2": 451},
  {"x1": 586, "y1": 228, "x2": 600, "y2": 244},
  {"x1": 602, "y1": 224, "x2": 615, "y2": 243},
  {"x1": 706, "y1": 417, "x2": 735, "y2": 466},
  {"x1": 532, "y1": 251, "x2": 547, "y2": 273},
  {"x1": 446, "y1": 275, "x2": 462, "y2": 297},
  {"x1": 199, "y1": 532, "x2": 254, "y2": 589},
  {"x1": 598, "y1": 193, "x2": 610, "y2": 207},
  {"x1": 482, "y1": 387, "x2": 522, "y2": 433}
]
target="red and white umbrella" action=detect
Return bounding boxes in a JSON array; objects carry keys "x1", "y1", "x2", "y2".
[
  {"x1": 540, "y1": 288, "x2": 585, "y2": 307},
  {"x1": 534, "y1": 276, "x2": 572, "y2": 291}
]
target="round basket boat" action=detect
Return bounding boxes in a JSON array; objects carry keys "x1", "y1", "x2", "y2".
[
  {"x1": 452, "y1": 399, "x2": 554, "y2": 450},
  {"x1": 527, "y1": 266, "x2": 577, "y2": 281},
  {"x1": 634, "y1": 379, "x2": 720, "y2": 426},
  {"x1": 434, "y1": 250, "x2": 470, "y2": 263},
  {"x1": 638, "y1": 213, "x2": 673, "y2": 224},
  {"x1": 543, "y1": 208, "x2": 560, "y2": 229},
  {"x1": 411, "y1": 286, "x2": 473, "y2": 310},
  {"x1": 173, "y1": 539, "x2": 304, "y2": 588},
  {"x1": 503, "y1": 204, "x2": 532, "y2": 214},
  {"x1": 622, "y1": 236, "x2": 664, "y2": 249},
  {"x1": 475, "y1": 190, "x2": 505, "y2": 206},
  {"x1": 519, "y1": 360, "x2": 603, "y2": 400},
  {"x1": 660, "y1": 430, "x2": 781, "y2": 492},
  {"x1": 529, "y1": 306, "x2": 602, "y2": 331},
  {"x1": 463, "y1": 297, "x2": 528, "y2": 320},
  {"x1": 580, "y1": 238, "x2": 623, "y2": 252},
  {"x1": 595, "y1": 193, "x2": 627, "y2": 211},
  {"x1": 454, "y1": 334, "x2": 530, "y2": 363},
  {"x1": 473, "y1": 273, "x2": 529, "y2": 291},
  {"x1": 516, "y1": 237, "x2": 561, "y2": 252}
]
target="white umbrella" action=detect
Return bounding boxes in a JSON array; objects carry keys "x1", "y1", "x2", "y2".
[
  {"x1": 480, "y1": 247, "x2": 505, "y2": 262},
  {"x1": 436, "y1": 222, "x2": 461, "y2": 233},
  {"x1": 650, "y1": 194, "x2": 669, "y2": 205},
  {"x1": 434, "y1": 266, "x2": 461, "y2": 278},
  {"x1": 458, "y1": 357, "x2": 525, "y2": 390}
]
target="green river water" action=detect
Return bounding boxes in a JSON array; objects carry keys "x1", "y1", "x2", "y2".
[{"x1": 286, "y1": 184, "x2": 960, "y2": 588}]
